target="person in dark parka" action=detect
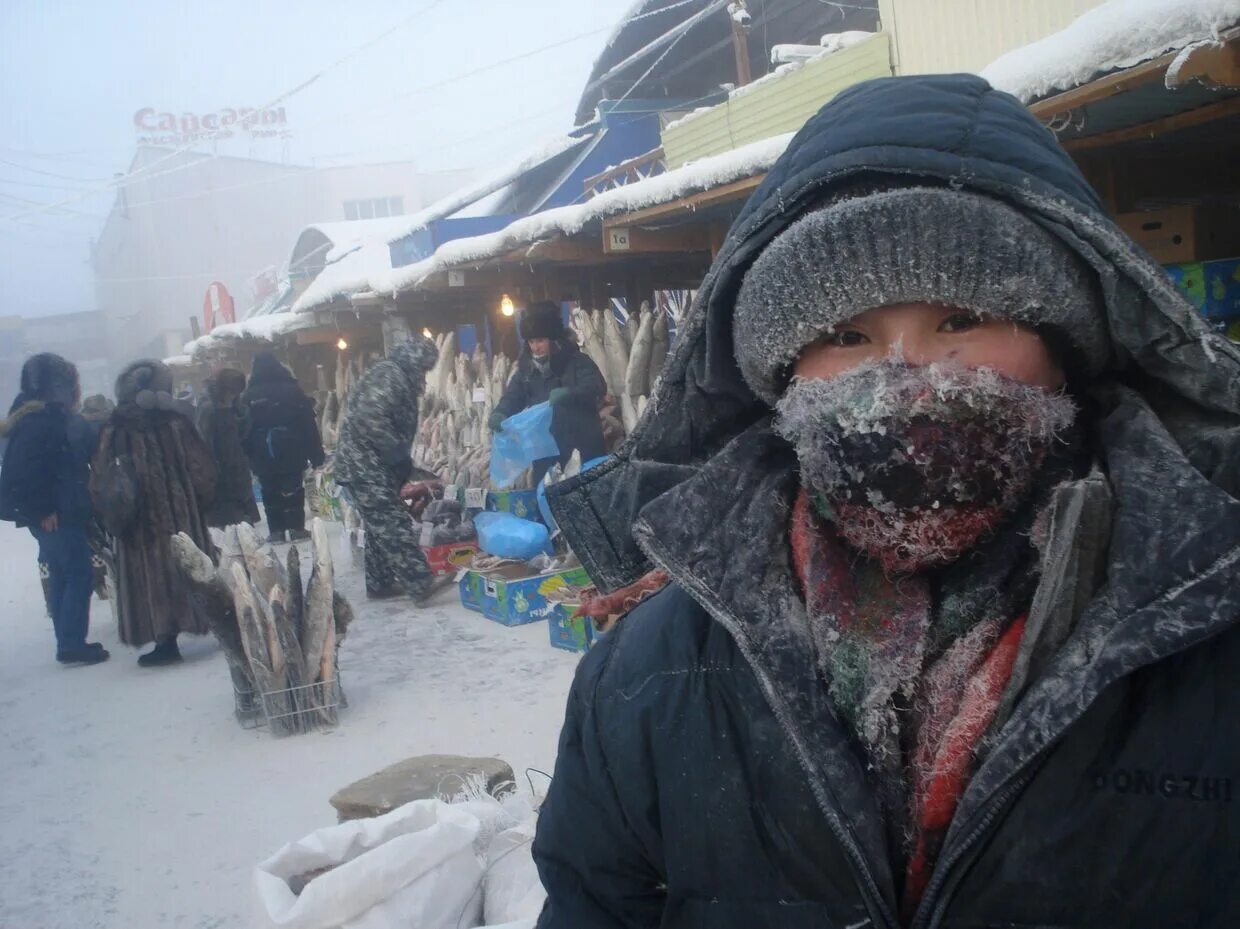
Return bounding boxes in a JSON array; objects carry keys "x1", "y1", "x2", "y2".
[
  {"x1": 0, "y1": 354, "x2": 109, "y2": 665},
  {"x1": 197, "y1": 368, "x2": 261, "y2": 528},
  {"x1": 535, "y1": 75, "x2": 1240, "y2": 929},
  {"x1": 491, "y1": 301, "x2": 607, "y2": 483},
  {"x1": 242, "y1": 353, "x2": 324, "y2": 543},
  {"x1": 334, "y1": 336, "x2": 439, "y2": 600}
]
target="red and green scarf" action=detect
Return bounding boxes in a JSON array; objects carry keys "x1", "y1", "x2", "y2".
[{"x1": 790, "y1": 489, "x2": 1027, "y2": 919}]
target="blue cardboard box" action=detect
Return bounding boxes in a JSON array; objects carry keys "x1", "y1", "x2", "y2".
[
  {"x1": 458, "y1": 571, "x2": 486, "y2": 613},
  {"x1": 548, "y1": 604, "x2": 592, "y2": 652},
  {"x1": 474, "y1": 565, "x2": 591, "y2": 627},
  {"x1": 485, "y1": 490, "x2": 542, "y2": 523},
  {"x1": 1166, "y1": 258, "x2": 1240, "y2": 319}
]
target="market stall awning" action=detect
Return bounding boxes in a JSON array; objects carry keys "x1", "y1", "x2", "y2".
[
  {"x1": 385, "y1": 131, "x2": 792, "y2": 296},
  {"x1": 981, "y1": 2, "x2": 1240, "y2": 152}
]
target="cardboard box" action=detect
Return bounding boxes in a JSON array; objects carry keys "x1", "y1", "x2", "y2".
[
  {"x1": 486, "y1": 490, "x2": 542, "y2": 523},
  {"x1": 1166, "y1": 257, "x2": 1240, "y2": 319},
  {"x1": 1117, "y1": 205, "x2": 1240, "y2": 264},
  {"x1": 422, "y1": 542, "x2": 479, "y2": 577},
  {"x1": 459, "y1": 571, "x2": 486, "y2": 613},
  {"x1": 470, "y1": 565, "x2": 591, "y2": 627},
  {"x1": 548, "y1": 603, "x2": 591, "y2": 653}
]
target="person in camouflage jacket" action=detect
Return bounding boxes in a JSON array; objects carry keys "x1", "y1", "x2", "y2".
[{"x1": 333, "y1": 337, "x2": 439, "y2": 600}]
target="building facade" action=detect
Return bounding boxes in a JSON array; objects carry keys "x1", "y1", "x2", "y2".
[
  {"x1": 91, "y1": 147, "x2": 469, "y2": 371},
  {"x1": 0, "y1": 310, "x2": 112, "y2": 403}
]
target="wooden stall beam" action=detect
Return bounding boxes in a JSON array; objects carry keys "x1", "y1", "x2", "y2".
[
  {"x1": 1030, "y1": 52, "x2": 1180, "y2": 119},
  {"x1": 601, "y1": 174, "x2": 765, "y2": 228},
  {"x1": 1166, "y1": 33, "x2": 1240, "y2": 90},
  {"x1": 602, "y1": 224, "x2": 713, "y2": 255},
  {"x1": 1032, "y1": 27, "x2": 1240, "y2": 121},
  {"x1": 1063, "y1": 95, "x2": 1240, "y2": 152}
]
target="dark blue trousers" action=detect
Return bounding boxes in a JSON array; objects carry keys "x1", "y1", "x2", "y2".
[{"x1": 30, "y1": 525, "x2": 93, "y2": 654}]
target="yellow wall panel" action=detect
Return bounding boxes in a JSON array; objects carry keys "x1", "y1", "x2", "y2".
[
  {"x1": 877, "y1": 0, "x2": 1106, "y2": 76},
  {"x1": 662, "y1": 33, "x2": 895, "y2": 166}
]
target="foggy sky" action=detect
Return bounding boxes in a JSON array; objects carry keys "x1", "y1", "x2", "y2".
[{"x1": 0, "y1": 0, "x2": 636, "y2": 318}]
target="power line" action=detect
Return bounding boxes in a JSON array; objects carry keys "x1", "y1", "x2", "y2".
[
  {"x1": 0, "y1": 0, "x2": 448, "y2": 225},
  {"x1": 0, "y1": 157, "x2": 107, "y2": 183},
  {"x1": 0, "y1": 1, "x2": 737, "y2": 227}
]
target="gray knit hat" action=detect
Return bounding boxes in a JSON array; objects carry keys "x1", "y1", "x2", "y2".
[{"x1": 733, "y1": 187, "x2": 1108, "y2": 403}]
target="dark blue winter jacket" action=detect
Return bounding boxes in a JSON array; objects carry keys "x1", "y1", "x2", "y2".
[
  {"x1": 0, "y1": 399, "x2": 95, "y2": 529},
  {"x1": 536, "y1": 75, "x2": 1240, "y2": 928}
]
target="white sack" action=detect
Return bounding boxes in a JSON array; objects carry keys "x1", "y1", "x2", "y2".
[
  {"x1": 254, "y1": 799, "x2": 484, "y2": 929},
  {"x1": 482, "y1": 820, "x2": 544, "y2": 924}
]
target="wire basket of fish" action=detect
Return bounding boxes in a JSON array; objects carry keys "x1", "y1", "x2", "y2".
[
  {"x1": 233, "y1": 671, "x2": 348, "y2": 734},
  {"x1": 172, "y1": 519, "x2": 356, "y2": 738}
]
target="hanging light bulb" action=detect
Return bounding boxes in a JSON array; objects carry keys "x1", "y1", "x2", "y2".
[
  {"x1": 500, "y1": 294, "x2": 515, "y2": 317},
  {"x1": 422, "y1": 328, "x2": 433, "y2": 339},
  {"x1": 336, "y1": 337, "x2": 348, "y2": 351}
]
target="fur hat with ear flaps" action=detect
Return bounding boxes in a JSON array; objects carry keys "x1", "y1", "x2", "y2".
[
  {"x1": 116, "y1": 359, "x2": 178, "y2": 411},
  {"x1": 19, "y1": 353, "x2": 79, "y2": 407},
  {"x1": 521, "y1": 301, "x2": 566, "y2": 342}
]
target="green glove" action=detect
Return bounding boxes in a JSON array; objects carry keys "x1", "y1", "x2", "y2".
[
  {"x1": 548, "y1": 387, "x2": 571, "y2": 407},
  {"x1": 488, "y1": 411, "x2": 505, "y2": 433}
]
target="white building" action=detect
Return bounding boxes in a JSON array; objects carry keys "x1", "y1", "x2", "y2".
[{"x1": 91, "y1": 147, "x2": 470, "y2": 368}]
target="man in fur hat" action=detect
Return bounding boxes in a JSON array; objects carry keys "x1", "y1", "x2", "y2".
[
  {"x1": 534, "y1": 75, "x2": 1240, "y2": 928},
  {"x1": 491, "y1": 300, "x2": 607, "y2": 483},
  {"x1": 1, "y1": 354, "x2": 109, "y2": 665}
]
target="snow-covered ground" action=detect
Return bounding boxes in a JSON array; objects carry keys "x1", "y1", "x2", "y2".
[{"x1": 0, "y1": 521, "x2": 578, "y2": 929}]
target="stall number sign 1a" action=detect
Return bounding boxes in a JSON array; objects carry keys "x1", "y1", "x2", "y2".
[{"x1": 608, "y1": 228, "x2": 631, "y2": 252}]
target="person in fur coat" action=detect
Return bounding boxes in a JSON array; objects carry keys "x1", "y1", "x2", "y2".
[{"x1": 91, "y1": 360, "x2": 217, "y2": 667}]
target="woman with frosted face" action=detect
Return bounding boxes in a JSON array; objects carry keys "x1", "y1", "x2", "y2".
[{"x1": 533, "y1": 75, "x2": 1240, "y2": 929}]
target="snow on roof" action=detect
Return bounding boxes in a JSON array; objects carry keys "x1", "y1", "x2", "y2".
[
  {"x1": 381, "y1": 131, "x2": 793, "y2": 295},
  {"x1": 183, "y1": 311, "x2": 301, "y2": 360},
  {"x1": 290, "y1": 219, "x2": 403, "y2": 314},
  {"x1": 383, "y1": 133, "x2": 589, "y2": 245},
  {"x1": 981, "y1": 0, "x2": 1240, "y2": 103},
  {"x1": 304, "y1": 215, "x2": 414, "y2": 246}
]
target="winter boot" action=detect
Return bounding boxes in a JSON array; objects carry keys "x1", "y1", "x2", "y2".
[
  {"x1": 57, "y1": 643, "x2": 110, "y2": 666},
  {"x1": 138, "y1": 638, "x2": 182, "y2": 668},
  {"x1": 413, "y1": 576, "x2": 454, "y2": 608},
  {"x1": 365, "y1": 585, "x2": 405, "y2": 601},
  {"x1": 287, "y1": 528, "x2": 310, "y2": 542},
  {"x1": 267, "y1": 530, "x2": 286, "y2": 544}
]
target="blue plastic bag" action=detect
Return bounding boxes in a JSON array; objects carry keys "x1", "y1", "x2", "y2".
[
  {"x1": 474, "y1": 511, "x2": 553, "y2": 561},
  {"x1": 489, "y1": 402, "x2": 560, "y2": 489}
]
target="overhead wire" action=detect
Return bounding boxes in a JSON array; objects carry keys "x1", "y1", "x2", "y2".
[
  {"x1": 2, "y1": 0, "x2": 750, "y2": 226},
  {"x1": 4, "y1": 0, "x2": 713, "y2": 224},
  {"x1": 0, "y1": 0, "x2": 449, "y2": 224}
]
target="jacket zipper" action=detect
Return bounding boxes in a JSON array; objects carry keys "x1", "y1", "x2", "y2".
[
  {"x1": 643, "y1": 545, "x2": 900, "y2": 929},
  {"x1": 910, "y1": 761, "x2": 1043, "y2": 929}
]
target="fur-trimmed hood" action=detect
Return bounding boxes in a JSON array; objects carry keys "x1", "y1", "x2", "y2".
[{"x1": 0, "y1": 400, "x2": 46, "y2": 438}]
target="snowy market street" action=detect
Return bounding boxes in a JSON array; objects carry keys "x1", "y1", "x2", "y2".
[{"x1": 0, "y1": 521, "x2": 578, "y2": 929}]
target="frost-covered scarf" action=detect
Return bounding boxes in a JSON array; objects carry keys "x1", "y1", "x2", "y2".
[
  {"x1": 790, "y1": 490, "x2": 1032, "y2": 918},
  {"x1": 778, "y1": 359, "x2": 1079, "y2": 916},
  {"x1": 776, "y1": 358, "x2": 1077, "y2": 574}
]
